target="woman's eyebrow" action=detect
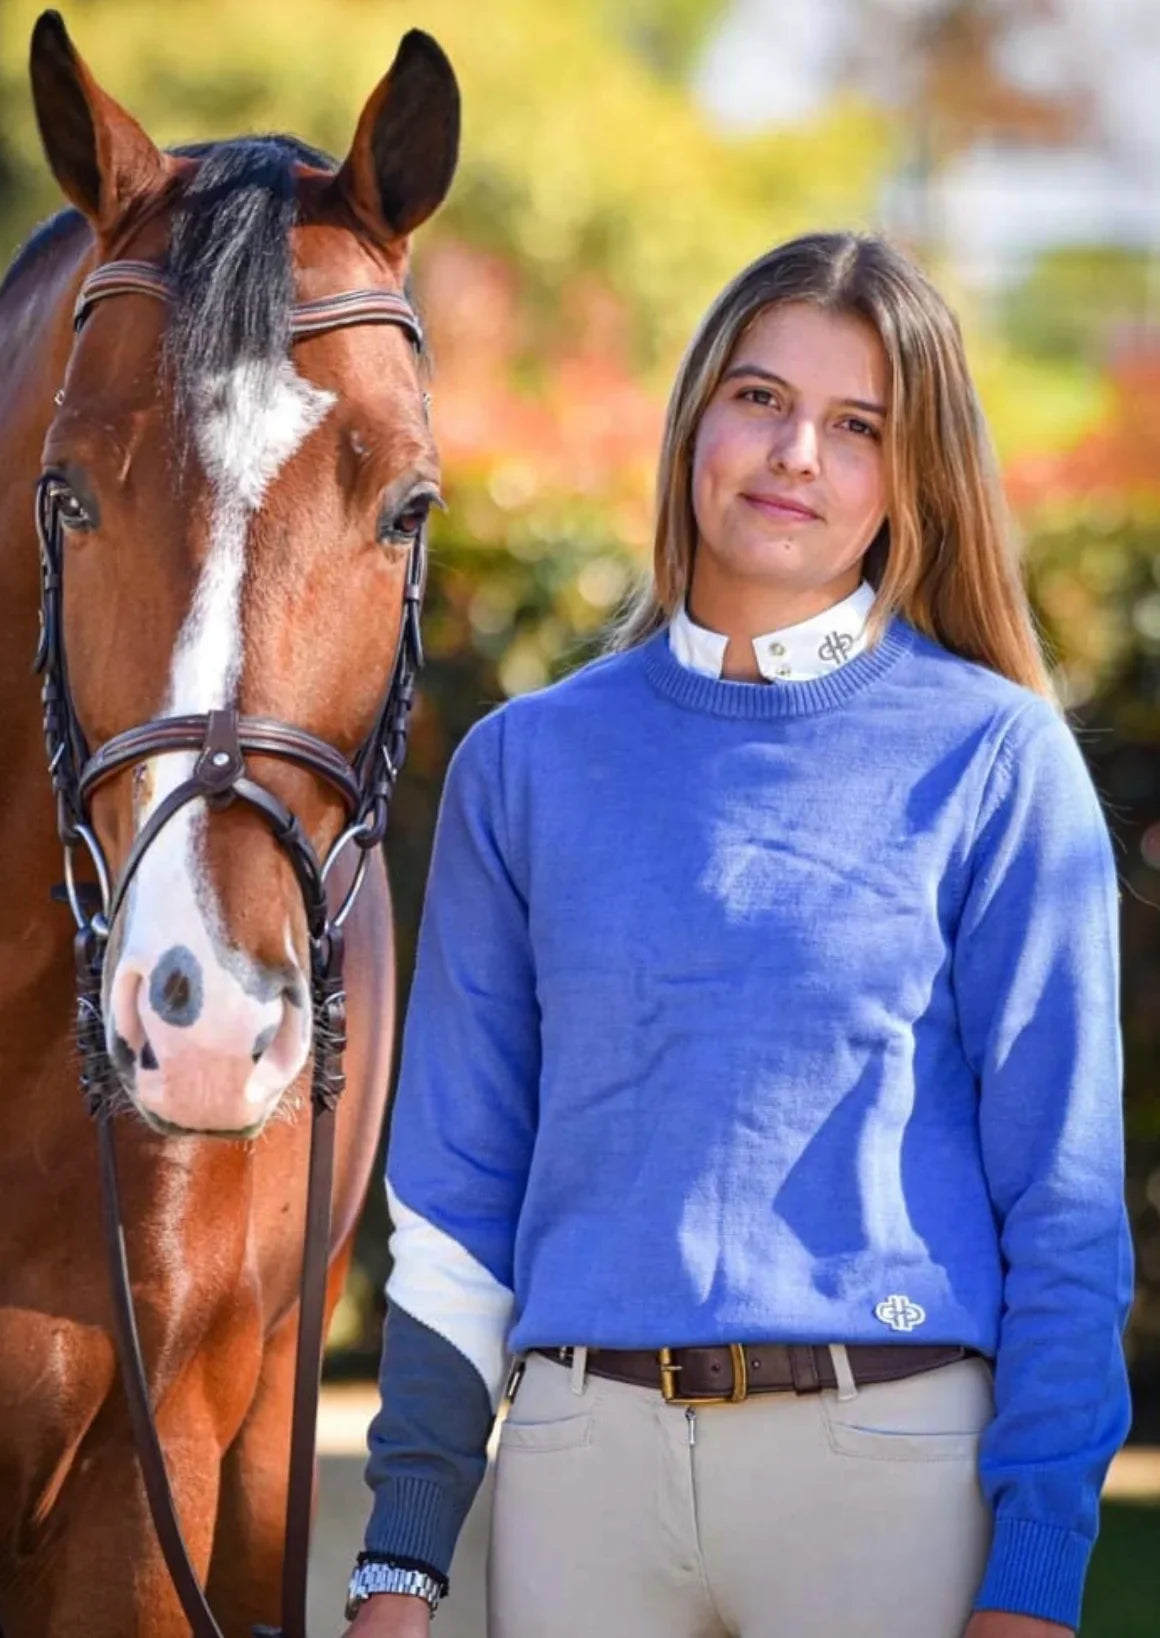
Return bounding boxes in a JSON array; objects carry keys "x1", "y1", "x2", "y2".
[{"x1": 720, "y1": 362, "x2": 887, "y2": 416}]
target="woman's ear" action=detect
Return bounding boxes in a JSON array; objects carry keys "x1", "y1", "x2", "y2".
[
  {"x1": 30, "y1": 10, "x2": 168, "y2": 231},
  {"x1": 330, "y1": 30, "x2": 460, "y2": 248}
]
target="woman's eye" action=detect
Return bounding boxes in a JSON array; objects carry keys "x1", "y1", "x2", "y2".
[
  {"x1": 842, "y1": 417, "x2": 880, "y2": 440},
  {"x1": 739, "y1": 387, "x2": 778, "y2": 408}
]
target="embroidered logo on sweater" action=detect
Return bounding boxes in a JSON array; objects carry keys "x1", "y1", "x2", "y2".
[{"x1": 874, "y1": 1293, "x2": 926, "y2": 1332}]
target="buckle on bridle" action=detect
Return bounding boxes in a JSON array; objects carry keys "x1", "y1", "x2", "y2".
[
  {"x1": 658, "y1": 1343, "x2": 748, "y2": 1405},
  {"x1": 194, "y1": 708, "x2": 245, "y2": 804}
]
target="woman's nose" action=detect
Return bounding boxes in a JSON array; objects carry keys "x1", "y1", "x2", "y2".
[{"x1": 770, "y1": 415, "x2": 820, "y2": 477}]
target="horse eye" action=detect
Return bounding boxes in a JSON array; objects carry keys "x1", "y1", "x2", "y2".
[
  {"x1": 381, "y1": 491, "x2": 439, "y2": 544},
  {"x1": 50, "y1": 480, "x2": 93, "y2": 533}
]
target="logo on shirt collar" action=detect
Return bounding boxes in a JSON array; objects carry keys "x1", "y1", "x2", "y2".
[{"x1": 818, "y1": 630, "x2": 856, "y2": 666}]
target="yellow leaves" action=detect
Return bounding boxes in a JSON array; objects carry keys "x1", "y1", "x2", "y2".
[{"x1": 969, "y1": 338, "x2": 1112, "y2": 467}]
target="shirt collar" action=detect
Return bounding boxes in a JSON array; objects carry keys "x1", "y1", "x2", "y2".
[{"x1": 669, "y1": 580, "x2": 877, "y2": 682}]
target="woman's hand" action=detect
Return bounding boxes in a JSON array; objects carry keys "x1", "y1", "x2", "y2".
[
  {"x1": 341, "y1": 1591, "x2": 431, "y2": 1637},
  {"x1": 963, "y1": 1613, "x2": 1073, "y2": 1638}
]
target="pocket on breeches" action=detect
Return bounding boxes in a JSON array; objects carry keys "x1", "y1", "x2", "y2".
[
  {"x1": 498, "y1": 1411, "x2": 594, "y2": 1452},
  {"x1": 819, "y1": 1355, "x2": 994, "y2": 1462},
  {"x1": 495, "y1": 1352, "x2": 598, "y2": 1454}
]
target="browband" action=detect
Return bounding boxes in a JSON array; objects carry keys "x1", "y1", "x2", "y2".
[{"x1": 73, "y1": 257, "x2": 424, "y2": 350}]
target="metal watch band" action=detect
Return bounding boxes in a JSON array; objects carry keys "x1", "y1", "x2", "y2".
[{"x1": 345, "y1": 1559, "x2": 443, "y2": 1620}]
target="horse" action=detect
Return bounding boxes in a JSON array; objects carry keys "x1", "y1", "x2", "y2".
[{"x1": 0, "y1": 13, "x2": 459, "y2": 1634}]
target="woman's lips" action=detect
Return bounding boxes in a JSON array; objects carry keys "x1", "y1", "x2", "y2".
[{"x1": 742, "y1": 493, "x2": 821, "y2": 522}]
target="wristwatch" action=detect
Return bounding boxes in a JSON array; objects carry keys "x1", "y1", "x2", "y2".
[{"x1": 345, "y1": 1555, "x2": 445, "y2": 1621}]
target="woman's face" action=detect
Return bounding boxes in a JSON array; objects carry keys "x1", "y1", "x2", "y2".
[{"x1": 690, "y1": 301, "x2": 889, "y2": 607}]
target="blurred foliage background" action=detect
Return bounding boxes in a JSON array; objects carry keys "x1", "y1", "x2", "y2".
[{"x1": 1, "y1": 0, "x2": 1158, "y2": 1427}]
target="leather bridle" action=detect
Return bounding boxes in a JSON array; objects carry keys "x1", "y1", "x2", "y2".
[{"x1": 35, "y1": 259, "x2": 430, "y2": 1638}]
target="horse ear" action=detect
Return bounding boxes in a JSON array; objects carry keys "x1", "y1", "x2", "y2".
[
  {"x1": 29, "y1": 11, "x2": 166, "y2": 230},
  {"x1": 331, "y1": 30, "x2": 460, "y2": 245}
]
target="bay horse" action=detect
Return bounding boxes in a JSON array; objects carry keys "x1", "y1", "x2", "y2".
[{"x1": 0, "y1": 12, "x2": 458, "y2": 1635}]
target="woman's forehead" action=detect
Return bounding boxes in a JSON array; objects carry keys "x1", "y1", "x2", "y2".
[{"x1": 730, "y1": 302, "x2": 889, "y2": 404}]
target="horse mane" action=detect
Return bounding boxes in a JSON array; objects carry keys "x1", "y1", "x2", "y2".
[{"x1": 0, "y1": 206, "x2": 89, "y2": 303}]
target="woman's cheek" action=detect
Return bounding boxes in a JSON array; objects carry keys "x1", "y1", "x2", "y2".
[
  {"x1": 691, "y1": 421, "x2": 732, "y2": 532},
  {"x1": 694, "y1": 411, "x2": 762, "y2": 511},
  {"x1": 692, "y1": 412, "x2": 728, "y2": 484},
  {"x1": 832, "y1": 442, "x2": 886, "y2": 516}
]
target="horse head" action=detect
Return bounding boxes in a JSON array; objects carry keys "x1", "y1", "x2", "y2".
[{"x1": 29, "y1": 12, "x2": 459, "y2": 1137}]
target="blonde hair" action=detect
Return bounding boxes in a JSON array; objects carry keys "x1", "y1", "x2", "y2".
[{"x1": 608, "y1": 231, "x2": 1057, "y2": 704}]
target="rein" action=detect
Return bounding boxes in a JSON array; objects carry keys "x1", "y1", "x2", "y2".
[{"x1": 35, "y1": 259, "x2": 429, "y2": 1638}]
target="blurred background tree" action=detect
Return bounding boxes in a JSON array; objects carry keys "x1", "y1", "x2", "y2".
[{"x1": 1, "y1": 0, "x2": 1156, "y2": 1420}]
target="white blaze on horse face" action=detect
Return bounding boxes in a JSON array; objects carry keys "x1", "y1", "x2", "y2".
[
  {"x1": 107, "y1": 357, "x2": 336, "y2": 1132},
  {"x1": 182, "y1": 357, "x2": 337, "y2": 701}
]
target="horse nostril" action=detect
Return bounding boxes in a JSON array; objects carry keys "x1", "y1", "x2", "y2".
[
  {"x1": 149, "y1": 946, "x2": 204, "y2": 1028},
  {"x1": 165, "y1": 971, "x2": 190, "y2": 1010},
  {"x1": 110, "y1": 1033, "x2": 137, "y2": 1077},
  {"x1": 140, "y1": 1038, "x2": 159, "y2": 1072},
  {"x1": 251, "y1": 1023, "x2": 278, "y2": 1064}
]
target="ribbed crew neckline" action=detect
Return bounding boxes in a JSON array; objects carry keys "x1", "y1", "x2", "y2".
[{"x1": 638, "y1": 612, "x2": 916, "y2": 719}]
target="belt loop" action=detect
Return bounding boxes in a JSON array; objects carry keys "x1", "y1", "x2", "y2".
[
  {"x1": 828, "y1": 1343, "x2": 858, "y2": 1401},
  {"x1": 788, "y1": 1344, "x2": 820, "y2": 1395},
  {"x1": 570, "y1": 1345, "x2": 589, "y2": 1396}
]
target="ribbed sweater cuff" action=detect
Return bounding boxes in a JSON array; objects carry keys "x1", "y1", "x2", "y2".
[
  {"x1": 974, "y1": 1516, "x2": 1092, "y2": 1629},
  {"x1": 364, "y1": 1474, "x2": 470, "y2": 1580}
]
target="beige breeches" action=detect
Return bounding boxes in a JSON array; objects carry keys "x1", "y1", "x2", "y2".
[{"x1": 487, "y1": 1348, "x2": 994, "y2": 1638}]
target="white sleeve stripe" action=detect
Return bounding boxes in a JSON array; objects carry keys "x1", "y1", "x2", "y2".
[{"x1": 385, "y1": 1181, "x2": 515, "y2": 1410}]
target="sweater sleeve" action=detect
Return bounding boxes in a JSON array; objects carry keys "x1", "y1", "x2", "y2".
[
  {"x1": 363, "y1": 1300, "x2": 496, "y2": 1580},
  {"x1": 953, "y1": 701, "x2": 1134, "y2": 1630},
  {"x1": 362, "y1": 706, "x2": 539, "y2": 1577}
]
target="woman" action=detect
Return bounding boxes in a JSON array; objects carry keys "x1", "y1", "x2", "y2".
[{"x1": 341, "y1": 233, "x2": 1133, "y2": 1638}]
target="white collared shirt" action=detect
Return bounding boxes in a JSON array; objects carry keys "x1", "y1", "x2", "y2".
[{"x1": 669, "y1": 579, "x2": 877, "y2": 682}]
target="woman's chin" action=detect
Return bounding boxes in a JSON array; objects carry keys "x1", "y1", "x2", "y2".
[{"x1": 701, "y1": 535, "x2": 826, "y2": 586}]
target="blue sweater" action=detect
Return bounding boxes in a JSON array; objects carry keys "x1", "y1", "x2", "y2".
[{"x1": 366, "y1": 611, "x2": 1133, "y2": 1629}]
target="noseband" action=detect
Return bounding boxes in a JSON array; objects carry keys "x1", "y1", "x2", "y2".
[{"x1": 35, "y1": 259, "x2": 430, "y2": 1638}]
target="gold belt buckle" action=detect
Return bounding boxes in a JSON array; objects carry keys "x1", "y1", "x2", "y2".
[{"x1": 658, "y1": 1343, "x2": 749, "y2": 1405}]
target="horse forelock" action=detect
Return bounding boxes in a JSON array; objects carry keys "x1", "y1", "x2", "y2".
[{"x1": 162, "y1": 136, "x2": 337, "y2": 427}]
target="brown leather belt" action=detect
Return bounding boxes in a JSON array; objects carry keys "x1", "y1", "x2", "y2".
[{"x1": 533, "y1": 1342, "x2": 979, "y2": 1404}]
